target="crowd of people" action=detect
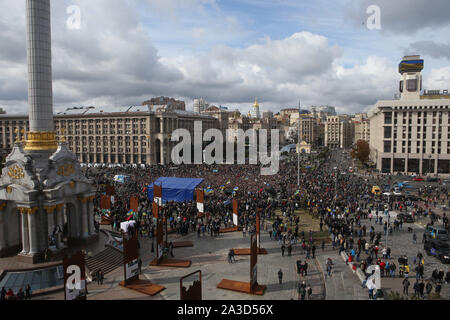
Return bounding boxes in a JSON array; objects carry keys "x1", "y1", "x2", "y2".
[{"x1": 81, "y1": 147, "x2": 450, "y2": 300}]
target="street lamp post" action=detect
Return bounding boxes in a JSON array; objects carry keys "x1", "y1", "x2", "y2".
[{"x1": 297, "y1": 101, "x2": 301, "y2": 187}]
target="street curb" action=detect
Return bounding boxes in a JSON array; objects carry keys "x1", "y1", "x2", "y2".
[{"x1": 339, "y1": 251, "x2": 384, "y2": 300}]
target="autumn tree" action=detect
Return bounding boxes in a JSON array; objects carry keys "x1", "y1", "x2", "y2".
[{"x1": 351, "y1": 140, "x2": 370, "y2": 164}]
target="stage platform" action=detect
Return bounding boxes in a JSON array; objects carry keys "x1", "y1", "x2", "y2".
[
  {"x1": 119, "y1": 279, "x2": 165, "y2": 296},
  {"x1": 172, "y1": 241, "x2": 194, "y2": 248},
  {"x1": 150, "y1": 257, "x2": 192, "y2": 268},
  {"x1": 217, "y1": 279, "x2": 266, "y2": 296},
  {"x1": 232, "y1": 248, "x2": 268, "y2": 255},
  {"x1": 219, "y1": 226, "x2": 242, "y2": 233}
]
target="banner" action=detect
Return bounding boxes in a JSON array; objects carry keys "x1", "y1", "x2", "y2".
[
  {"x1": 196, "y1": 189, "x2": 204, "y2": 214},
  {"x1": 125, "y1": 259, "x2": 139, "y2": 280},
  {"x1": 106, "y1": 184, "x2": 115, "y2": 196},
  {"x1": 152, "y1": 202, "x2": 159, "y2": 219},
  {"x1": 123, "y1": 231, "x2": 139, "y2": 285},
  {"x1": 256, "y1": 209, "x2": 261, "y2": 249},
  {"x1": 180, "y1": 270, "x2": 202, "y2": 301},
  {"x1": 233, "y1": 199, "x2": 239, "y2": 226},
  {"x1": 156, "y1": 219, "x2": 164, "y2": 261},
  {"x1": 101, "y1": 195, "x2": 111, "y2": 210},
  {"x1": 154, "y1": 184, "x2": 162, "y2": 206},
  {"x1": 130, "y1": 196, "x2": 139, "y2": 212},
  {"x1": 250, "y1": 234, "x2": 258, "y2": 292}
]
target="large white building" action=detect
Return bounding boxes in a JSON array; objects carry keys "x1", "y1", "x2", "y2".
[
  {"x1": 368, "y1": 55, "x2": 450, "y2": 175},
  {"x1": 324, "y1": 115, "x2": 354, "y2": 149}
]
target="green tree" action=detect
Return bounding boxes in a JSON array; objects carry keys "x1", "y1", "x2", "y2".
[{"x1": 351, "y1": 140, "x2": 370, "y2": 164}]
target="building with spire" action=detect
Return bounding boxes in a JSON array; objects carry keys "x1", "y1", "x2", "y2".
[{"x1": 251, "y1": 98, "x2": 261, "y2": 119}]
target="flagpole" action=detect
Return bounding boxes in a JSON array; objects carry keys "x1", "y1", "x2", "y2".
[{"x1": 297, "y1": 100, "x2": 301, "y2": 187}]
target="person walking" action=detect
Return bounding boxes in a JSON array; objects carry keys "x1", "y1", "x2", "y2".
[
  {"x1": 402, "y1": 278, "x2": 410, "y2": 296},
  {"x1": 307, "y1": 285, "x2": 313, "y2": 300},
  {"x1": 281, "y1": 244, "x2": 285, "y2": 257},
  {"x1": 298, "y1": 281, "x2": 306, "y2": 300},
  {"x1": 413, "y1": 233, "x2": 417, "y2": 244},
  {"x1": 425, "y1": 281, "x2": 433, "y2": 296},
  {"x1": 25, "y1": 285, "x2": 32, "y2": 300},
  {"x1": 138, "y1": 258, "x2": 142, "y2": 274},
  {"x1": 326, "y1": 258, "x2": 333, "y2": 277},
  {"x1": 278, "y1": 269, "x2": 283, "y2": 284}
]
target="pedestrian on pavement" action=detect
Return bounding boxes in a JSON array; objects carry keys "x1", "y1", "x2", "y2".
[
  {"x1": 298, "y1": 282, "x2": 306, "y2": 300},
  {"x1": 307, "y1": 285, "x2": 313, "y2": 300},
  {"x1": 25, "y1": 284, "x2": 31, "y2": 300},
  {"x1": 402, "y1": 278, "x2": 410, "y2": 296},
  {"x1": 413, "y1": 233, "x2": 417, "y2": 244},
  {"x1": 278, "y1": 269, "x2": 283, "y2": 284},
  {"x1": 425, "y1": 281, "x2": 433, "y2": 296},
  {"x1": 281, "y1": 244, "x2": 285, "y2": 257}
]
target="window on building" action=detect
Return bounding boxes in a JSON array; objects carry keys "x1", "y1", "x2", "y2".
[
  {"x1": 384, "y1": 141, "x2": 391, "y2": 153},
  {"x1": 406, "y1": 79, "x2": 417, "y2": 91}
]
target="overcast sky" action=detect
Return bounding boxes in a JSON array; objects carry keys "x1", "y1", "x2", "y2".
[{"x1": 1, "y1": 0, "x2": 450, "y2": 116}]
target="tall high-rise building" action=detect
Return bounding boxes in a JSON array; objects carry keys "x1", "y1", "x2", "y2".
[
  {"x1": 193, "y1": 98, "x2": 209, "y2": 113},
  {"x1": 369, "y1": 55, "x2": 450, "y2": 175}
]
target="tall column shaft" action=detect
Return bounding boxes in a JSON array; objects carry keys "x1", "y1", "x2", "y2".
[
  {"x1": 80, "y1": 200, "x2": 89, "y2": 239},
  {"x1": 25, "y1": 0, "x2": 57, "y2": 151},
  {"x1": 26, "y1": 0, "x2": 54, "y2": 132},
  {"x1": 20, "y1": 212, "x2": 30, "y2": 254},
  {"x1": 87, "y1": 200, "x2": 95, "y2": 236},
  {"x1": 28, "y1": 213, "x2": 39, "y2": 255},
  {"x1": 56, "y1": 205, "x2": 65, "y2": 249}
]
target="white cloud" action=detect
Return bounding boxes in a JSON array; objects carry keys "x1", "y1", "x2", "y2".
[{"x1": 0, "y1": 0, "x2": 415, "y2": 117}]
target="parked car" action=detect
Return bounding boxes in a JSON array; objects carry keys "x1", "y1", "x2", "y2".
[
  {"x1": 427, "y1": 176, "x2": 439, "y2": 182},
  {"x1": 424, "y1": 239, "x2": 450, "y2": 263},
  {"x1": 425, "y1": 226, "x2": 449, "y2": 241},
  {"x1": 372, "y1": 186, "x2": 381, "y2": 195},
  {"x1": 397, "y1": 213, "x2": 414, "y2": 223},
  {"x1": 413, "y1": 177, "x2": 424, "y2": 181}
]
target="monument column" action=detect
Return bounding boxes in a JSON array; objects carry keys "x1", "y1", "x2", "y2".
[
  {"x1": 45, "y1": 206, "x2": 56, "y2": 246},
  {"x1": 20, "y1": 209, "x2": 30, "y2": 255},
  {"x1": 0, "y1": 203, "x2": 8, "y2": 251},
  {"x1": 55, "y1": 203, "x2": 65, "y2": 249},
  {"x1": 79, "y1": 197, "x2": 89, "y2": 239},
  {"x1": 87, "y1": 197, "x2": 95, "y2": 236},
  {"x1": 27, "y1": 208, "x2": 39, "y2": 255}
]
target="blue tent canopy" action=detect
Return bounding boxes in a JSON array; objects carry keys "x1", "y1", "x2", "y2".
[{"x1": 147, "y1": 177, "x2": 203, "y2": 203}]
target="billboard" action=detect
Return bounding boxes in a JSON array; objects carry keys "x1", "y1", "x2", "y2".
[
  {"x1": 250, "y1": 234, "x2": 258, "y2": 291},
  {"x1": 233, "y1": 199, "x2": 239, "y2": 226},
  {"x1": 123, "y1": 232, "x2": 139, "y2": 285}
]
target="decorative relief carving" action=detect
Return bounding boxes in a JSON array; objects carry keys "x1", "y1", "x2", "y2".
[
  {"x1": 57, "y1": 163, "x2": 75, "y2": 177},
  {"x1": 8, "y1": 165, "x2": 25, "y2": 180}
]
